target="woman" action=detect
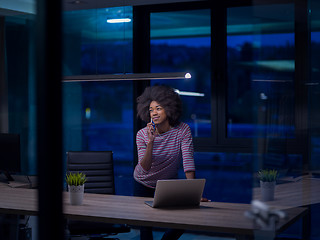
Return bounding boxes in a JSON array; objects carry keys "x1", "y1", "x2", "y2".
[{"x1": 133, "y1": 85, "x2": 203, "y2": 240}]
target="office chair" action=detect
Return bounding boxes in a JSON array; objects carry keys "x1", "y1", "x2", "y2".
[{"x1": 66, "y1": 151, "x2": 130, "y2": 240}]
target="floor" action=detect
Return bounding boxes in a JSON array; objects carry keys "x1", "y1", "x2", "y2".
[{"x1": 71, "y1": 227, "x2": 235, "y2": 240}]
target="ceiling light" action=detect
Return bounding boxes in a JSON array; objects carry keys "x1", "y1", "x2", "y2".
[
  {"x1": 252, "y1": 79, "x2": 292, "y2": 83},
  {"x1": 62, "y1": 72, "x2": 191, "y2": 83},
  {"x1": 185, "y1": 73, "x2": 192, "y2": 79},
  {"x1": 107, "y1": 18, "x2": 132, "y2": 23},
  {"x1": 174, "y1": 89, "x2": 205, "y2": 97},
  {"x1": 67, "y1": 0, "x2": 87, "y2": 4}
]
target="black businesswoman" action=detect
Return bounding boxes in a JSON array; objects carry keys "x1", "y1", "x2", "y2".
[{"x1": 133, "y1": 85, "x2": 208, "y2": 240}]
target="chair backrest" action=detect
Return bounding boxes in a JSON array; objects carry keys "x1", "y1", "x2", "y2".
[{"x1": 66, "y1": 151, "x2": 115, "y2": 194}]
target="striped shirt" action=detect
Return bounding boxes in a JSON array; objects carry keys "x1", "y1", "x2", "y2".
[{"x1": 133, "y1": 122, "x2": 195, "y2": 188}]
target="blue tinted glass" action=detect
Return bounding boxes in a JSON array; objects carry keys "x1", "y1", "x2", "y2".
[
  {"x1": 63, "y1": 6, "x2": 132, "y2": 76},
  {"x1": 4, "y1": 15, "x2": 37, "y2": 175},
  {"x1": 177, "y1": 151, "x2": 302, "y2": 203},
  {"x1": 310, "y1": 0, "x2": 320, "y2": 171},
  {"x1": 62, "y1": 81, "x2": 134, "y2": 196},
  {"x1": 150, "y1": 10, "x2": 211, "y2": 137},
  {"x1": 227, "y1": 4, "x2": 295, "y2": 138},
  {"x1": 178, "y1": 152, "x2": 253, "y2": 203},
  {"x1": 96, "y1": 7, "x2": 132, "y2": 74},
  {"x1": 63, "y1": 6, "x2": 134, "y2": 196}
]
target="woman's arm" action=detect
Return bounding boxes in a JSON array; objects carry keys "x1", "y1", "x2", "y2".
[{"x1": 139, "y1": 140, "x2": 153, "y2": 171}]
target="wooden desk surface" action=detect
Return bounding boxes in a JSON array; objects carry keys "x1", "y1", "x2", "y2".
[
  {"x1": 0, "y1": 184, "x2": 307, "y2": 237},
  {"x1": 253, "y1": 177, "x2": 320, "y2": 209}
]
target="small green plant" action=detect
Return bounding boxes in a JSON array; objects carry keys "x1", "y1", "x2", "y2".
[
  {"x1": 65, "y1": 172, "x2": 87, "y2": 186},
  {"x1": 258, "y1": 169, "x2": 278, "y2": 182}
]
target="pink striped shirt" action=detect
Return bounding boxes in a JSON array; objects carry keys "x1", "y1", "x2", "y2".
[{"x1": 133, "y1": 122, "x2": 195, "y2": 188}]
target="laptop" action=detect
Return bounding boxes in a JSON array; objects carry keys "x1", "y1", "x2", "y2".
[{"x1": 145, "y1": 179, "x2": 206, "y2": 208}]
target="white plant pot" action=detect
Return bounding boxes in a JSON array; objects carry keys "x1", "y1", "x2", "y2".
[
  {"x1": 68, "y1": 184, "x2": 84, "y2": 205},
  {"x1": 260, "y1": 181, "x2": 276, "y2": 201}
]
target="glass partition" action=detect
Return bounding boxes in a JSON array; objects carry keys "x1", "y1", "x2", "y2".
[
  {"x1": 248, "y1": 1, "x2": 318, "y2": 239},
  {"x1": 62, "y1": 6, "x2": 134, "y2": 195},
  {"x1": 62, "y1": 81, "x2": 134, "y2": 195},
  {"x1": 2, "y1": 14, "x2": 37, "y2": 175},
  {"x1": 309, "y1": 3, "x2": 320, "y2": 239},
  {"x1": 310, "y1": 0, "x2": 320, "y2": 172},
  {"x1": 2, "y1": 0, "x2": 320, "y2": 239}
]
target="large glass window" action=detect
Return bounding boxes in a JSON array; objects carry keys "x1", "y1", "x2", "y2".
[
  {"x1": 62, "y1": 81, "x2": 134, "y2": 195},
  {"x1": 63, "y1": 6, "x2": 132, "y2": 76},
  {"x1": 150, "y1": 8, "x2": 254, "y2": 204},
  {"x1": 150, "y1": 9, "x2": 211, "y2": 137},
  {"x1": 178, "y1": 152, "x2": 253, "y2": 203},
  {"x1": 63, "y1": 6, "x2": 134, "y2": 196},
  {"x1": 227, "y1": 4, "x2": 295, "y2": 139}
]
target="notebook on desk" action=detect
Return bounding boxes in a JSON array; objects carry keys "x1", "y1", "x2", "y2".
[{"x1": 145, "y1": 179, "x2": 206, "y2": 208}]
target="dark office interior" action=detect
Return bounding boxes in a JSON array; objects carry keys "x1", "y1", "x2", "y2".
[{"x1": 0, "y1": 0, "x2": 320, "y2": 239}]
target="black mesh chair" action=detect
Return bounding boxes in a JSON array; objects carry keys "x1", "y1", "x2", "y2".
[{"x1": 66, "y1": 151, "x2": 130, "y2": 240}]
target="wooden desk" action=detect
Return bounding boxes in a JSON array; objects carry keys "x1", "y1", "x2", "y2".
[
  {"x1": 0, "y1": 184, "x2": 307, "y2": 240},
  {"x1": 253, "y1": 177, "x2": 320, "y2": 209},
  {"x1": 253, "y1": 177, "x2": 320, "y2": 239}
]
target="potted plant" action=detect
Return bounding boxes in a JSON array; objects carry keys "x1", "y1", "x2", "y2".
[
  {"x1": 258, "y1": 169, "x2": 278, "y2": 201},
  {"x1": 65, "y1": 172, "x2": 87, "y2": 205}
]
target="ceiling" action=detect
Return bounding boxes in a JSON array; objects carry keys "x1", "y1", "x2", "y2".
[
  {"x1": 0, "y1": 0, "x2": 35, "y2": 16},
  {"x1": 0, "y1": 0, "x2": 204, "y2": 16},
  {"x1": 2, "y1": 0, "x2": 319, "y2": 38}
]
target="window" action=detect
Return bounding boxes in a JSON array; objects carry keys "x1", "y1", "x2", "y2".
[
  {"x1": 227, "y1": 4, "x2": 295, "y2": 139},
  {"x1": 150, "y1": 9, "x2": 211, "y2": 137},
  {"x1": 63, "y1": 6, "x2": 133, "y2": 75},
  {"x1": 63, "y1": 6, "x2": 134, "y2": 195}
]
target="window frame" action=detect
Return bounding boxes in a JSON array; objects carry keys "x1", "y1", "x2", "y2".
[{"x1": 132, "y1": 0, "x2": 310, "y2": 167}]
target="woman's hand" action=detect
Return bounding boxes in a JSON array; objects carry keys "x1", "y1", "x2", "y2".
[
  {"x1": 201, "y1": 197, "x2": 211, "y2": 202},
  {"x1": 140, "y1": 121, "x2": 156, "y2": 172}
]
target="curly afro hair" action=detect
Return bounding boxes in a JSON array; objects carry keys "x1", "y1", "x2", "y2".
[{"x1": 137, "y1": 85, "x2": 182, "y2": 126}]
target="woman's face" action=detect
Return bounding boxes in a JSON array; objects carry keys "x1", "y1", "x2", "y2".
[{"x1": 149, "y1": 101, "x2": 168, "y2": 125}]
